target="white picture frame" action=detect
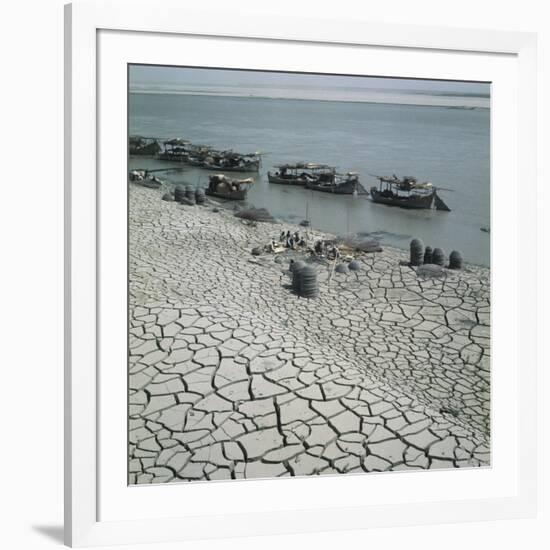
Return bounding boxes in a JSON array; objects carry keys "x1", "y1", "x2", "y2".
[{"x1": 65, "y1": 2, "x2": 538, "y2": 547}]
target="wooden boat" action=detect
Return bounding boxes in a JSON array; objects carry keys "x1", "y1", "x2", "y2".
[
  {"x1": 369, "y1": 175, "x2": 450, "y2": 211},
  {"x1": 157, "y1": 137, "x2": 191, "y2": 162},
  {"x1": 129, "y1": 169, "x2": 147, "y2": 181},
  {"x1": 202, "y1": 160, "x2": 260, "y2": 172},
  {"x1": 135, "y1": 136, "x2": 262, "y2": 173},
  {"x1": 305, "y1": 172, "x2": 368, "y2": 195},
  {"x1": 129, "y1": 136, "x2": 161, "y2": 156},
  {"x1": 205, "y1": 174, "x2": 254, "y2": 200},
  {"x1": 185, "y1": 144, "x2": 215, "y2": 165},
  {"x1": 158, "y1": 140, "x2": 216, "y2": 164},
  {"x1": 187, "y1": 156, "x2": 206, "y2": 166},
  {"x1": 129, "y1": 169, "x2": 163, "y2": 189},
  {"x1": 267, "y1": 163, "x2": 335, "y2": 185},
  {"x1": 202, "y1": 151, "x2": 261, "y2": 173}
]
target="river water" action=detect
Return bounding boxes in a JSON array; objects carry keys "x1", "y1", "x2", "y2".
[{"x1": 129, "y1": 92, "x2": 490, "y2": 266}]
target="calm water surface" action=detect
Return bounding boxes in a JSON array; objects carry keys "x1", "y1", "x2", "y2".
[{"x1": 129, "y1": 93, "x2": 490, "y2": 266}]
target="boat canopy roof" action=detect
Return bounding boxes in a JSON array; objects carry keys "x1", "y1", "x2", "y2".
[
  {"x1": 377, "y1": 175, "x2": 435, "y2": 191},
  {"x1": 163, "y1": 138, "x2": 190, "y2": 145},
  {"x1": 215, "y1": 150, "x2": 260, "y2": 159},
  {"x1": 190, "y1": 144, "x2": 213, "y2": 150},
  {"x1": 211, "y1": 174, "x2": 254, "y2": 184},
  {"x1": 275, "y1": 162, "x2": 334, "y2": 170},
  {"x1": 130, "y1": 135, "x2": 160, "y2": 143}
]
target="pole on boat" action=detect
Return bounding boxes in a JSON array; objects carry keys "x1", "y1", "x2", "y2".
[{"x1": 305, "y1": 199, "x2": 310, "y2": 240}]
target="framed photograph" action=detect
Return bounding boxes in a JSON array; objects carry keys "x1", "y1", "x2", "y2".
[{"x1": 65, "y1": 2, "x2": 538, "y2": 547}]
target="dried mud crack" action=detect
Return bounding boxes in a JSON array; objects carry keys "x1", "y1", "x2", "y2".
[{"x1": 128, "y1": 184, "x2": 490, "y2": 484}]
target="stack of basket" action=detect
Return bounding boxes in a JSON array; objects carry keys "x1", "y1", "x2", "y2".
[
  {"x1": 290, "y1": 260, "x2": 306, "y2": 292},
  {"x1": 448, "y1": 250, "x2": 463, "y2": 269},
  {"x1": 298, "y1": 265, "x2": 319, "y2": 298},
  {"x1": 185, "y1": 186, "x2": 195, "y2": 203},
  {"x1": 174, "y1": 185, "x2": 185, "y2": 203},
  {"x1": 195, "y1": 188, "x2": 206, "y2": 205},
  {"x1": 409, "y1": 238, "x2": 424, "y2": 266},
  {"x1": 432, "y1": 248, "x2": 445, "y2": 266}
]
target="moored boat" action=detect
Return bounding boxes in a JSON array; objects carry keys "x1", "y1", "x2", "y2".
[
  {"x1": 305, "y1": 172, "x2": 367, "y2": 195},
  {"x1": 267, "y1": 163, "x2": 335, "y2": 185},
  {"x1": 129, "y1": 169, "x2": 163, "y2": 189},
  {"x1": 202, "y1": 151, "x2": 261, "y2": 173},
  {"x1": 205, "y1": 174, "x2": 255, "y2": 200},
  {"x1": 129, "y1": 136, "x2": 161, "y2": 156},
  {"x1": 157, "y1": 138, "x2": 191, "y2": 162},
  {"x1": 202, "y1": 160, "x2": 260, "y2": 172},
  {"x1": 369, "y1": 175, "x2": 450, "y2": 211},
  {"x1": 185, "y1": 144, "x2": 216, "y2": 165}
]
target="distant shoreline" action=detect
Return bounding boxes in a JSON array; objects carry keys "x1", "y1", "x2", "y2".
[{"x1": 129, "y1": 90, "x2": 490, "y2": 110}]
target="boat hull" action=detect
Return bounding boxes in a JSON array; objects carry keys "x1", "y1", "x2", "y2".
[
  {"x1": 129, "y1": 142, "x2": 161, "y2": 156},
  {"x1": 157, "y1": 153, "x2": 188, "y2": 163},
  {"x1": 205, "y1": 189, "x2": 247, "y2": 200},
  {"x1": 202, "y1": 162, "x2": 260, "y2": 173},
  {"x1": 305, "y1": 180, "x2": 368, "y2": 195},
  {"x1": 267, "y1": 172, "x2": 306, "y2": 185},
  {"x1": 187, "y1": 158, "x2": 205, "y2": 166},
  {"x1": 370, "y1": 188, "x2": 435, "y2": 209}
]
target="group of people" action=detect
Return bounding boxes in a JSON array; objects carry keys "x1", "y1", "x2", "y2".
[
  {"x1": 264, "y1": 229, "x2": 345, "y2": 262},
  {"x1": 278, "y1": 230, "x2": 306, "y2": 250},
  {"x1": 313, "y1": 239, "x2": 340, "y2": 260}
]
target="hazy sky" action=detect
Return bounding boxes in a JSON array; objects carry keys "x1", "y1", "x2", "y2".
[{"x1": 130, "y1": 65, "x2": 490, "y2": 96}]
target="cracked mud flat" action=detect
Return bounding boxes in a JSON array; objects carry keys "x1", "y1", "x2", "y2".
[{"x1": 128, "y1": 184, "x2": 490, "y2": 484}]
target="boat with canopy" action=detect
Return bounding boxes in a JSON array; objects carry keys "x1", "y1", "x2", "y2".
[
  {"x1": 369, "y1": 175, "x2": 451, "y2": 211},
  {"x1": 205, "y1": 174, "x2": 255, "y2": 200},
  {"x1": 267, "y1": 163, "x2": 335, "y2": 185}
]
